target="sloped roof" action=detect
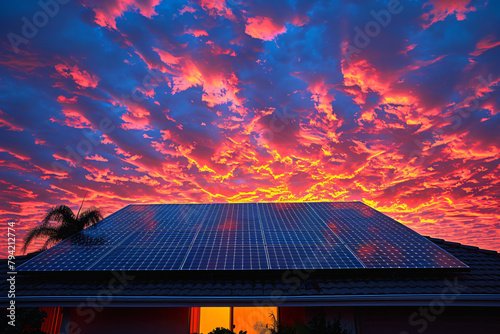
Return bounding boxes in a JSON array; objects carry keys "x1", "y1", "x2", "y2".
[
  {"x1": 16, "y1": 202, "x2": 468, "y2": 272},
  {"x1": 4, "y1": 237, "x2": 500, "y2": 307}
]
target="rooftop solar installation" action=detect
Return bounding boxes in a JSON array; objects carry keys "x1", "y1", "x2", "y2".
[{"x1": 18, "y1": 202, "x2": 468, "y2": 271}]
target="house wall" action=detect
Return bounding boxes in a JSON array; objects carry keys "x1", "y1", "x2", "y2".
[
  {"x1": 63, "y1": 307, "x2": 189, "y2": 334},
  {"x1": 279, "y1": 305, "x2": 500, "y2": 334},
  {"x1": 355, "y1": 306, "x2": 500, "y2": 334},
  {"x1": 280, "y1": 306, "x2": 356, "y2": 333},
  {"x1": 55, "y1": 305, "x2": 500, "y2": 334},
  {"x1": 306, "y1": 306, "x2": 357, "y2": 333}
]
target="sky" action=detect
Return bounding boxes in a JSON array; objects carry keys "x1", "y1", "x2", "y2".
[{"x1": 0, "y1": 0, "x2": 499, "y2": 257}]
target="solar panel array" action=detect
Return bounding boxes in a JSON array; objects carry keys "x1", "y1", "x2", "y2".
[{"x1": 18, "y1": 202, "x2": 468, "y2": 271}]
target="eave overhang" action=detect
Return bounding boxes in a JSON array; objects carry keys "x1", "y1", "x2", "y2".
[{"x1": 6, "y1": 294, "x2": 500, "y2": 308}]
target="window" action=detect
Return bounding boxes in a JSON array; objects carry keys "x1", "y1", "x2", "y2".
[
  {"x1": 191, "y1": 307, "x2": 278, "y2": 334},
  {"x1": 233, "y1": 307, "x2": 277, "y2": 333},
  {"x1": 199, "y1": 307, "x2": 231, "y2": 334}
]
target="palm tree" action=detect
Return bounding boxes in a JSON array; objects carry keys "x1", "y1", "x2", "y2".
[{"x1": 21, "y1": 203, "x2": 103, "y2": 254}]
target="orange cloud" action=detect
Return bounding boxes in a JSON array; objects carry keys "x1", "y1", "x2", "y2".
[
  {"x1": 171, "y1": 59, "x2": 243, "y2": 108},
  {"x1": 245, "y1": 16, "x2": 287, "y2": 41},
  {"x1": 341, "y1": 58, "x2": 390, "y2": 104},
  {"x1": 87, "y1": 154, "x2": 108, "y2": 162}
]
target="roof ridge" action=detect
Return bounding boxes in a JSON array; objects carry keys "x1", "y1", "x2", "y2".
[{"x1": 425, "y1": 236, "x2": 499, "y2": 256}]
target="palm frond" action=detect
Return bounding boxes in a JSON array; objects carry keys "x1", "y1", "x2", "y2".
[
  {"x1": 41, "y1": 205, "x2": 76, "y2": 226},
  {"x1": 21, "y1": 225, "x2": 58, "y2": 254},
  {"x1": 40, "y1": 236, "x2": 62, "y2": 251},
  {"x1": 78, "y1": 207, "x2": 103, "y2": 228},
  {"x1": 22, "y1": 204, "x2": 103, "y2": 254}
]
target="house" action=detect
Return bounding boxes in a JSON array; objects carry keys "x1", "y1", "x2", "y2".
[{"x1": 4, "y1": 202, "x2": 500, "y2": 334}]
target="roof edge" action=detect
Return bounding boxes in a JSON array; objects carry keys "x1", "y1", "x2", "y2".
[
  {"x1": 6, "y1": 294, "x2": 500, "y2": 308},
  {"x1": 425, "y1": 236, "x2": 499, "y2": 255}
]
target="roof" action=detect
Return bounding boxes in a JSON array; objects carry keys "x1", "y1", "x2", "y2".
[
  {"x1": 4, "y1": 237, "x2": 500, "y2": 307},
  {"x1": 17, "y1": 202, "x2": 467, "y2": 272}
]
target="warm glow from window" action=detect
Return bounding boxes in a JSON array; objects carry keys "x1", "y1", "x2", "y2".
[
  {"x1": 199, "y1": 307, "x2": 230, "y2": 334},
  {"x1": 195, "y1": 307, "x2": 278, "y2": 334},
  {"x1": 233, "y1": 307, "x2": 278, "y2": 334}
]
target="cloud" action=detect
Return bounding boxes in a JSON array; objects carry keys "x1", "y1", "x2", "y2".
[
  {"x1": 245, "y1": 16, "x2": 287, "y2": 41},
  {"x1": 470, "y1": 35, "x2": 500, "y2": 57},
  {"x1": 0, "y1": 0, "x2": 499, "y2": 256},
  {"x1": 198, "y1": 0, "x2": 236, "y2": 21},
  {"x1": 81, "y1": 0, "x2": 162, "y2": 29},
  {"x1": 421, "y1": 0, "x2": 476, "y2": 29},
  {"x1": 54, "y1": 63, "x2": 100, "y2": 88}
]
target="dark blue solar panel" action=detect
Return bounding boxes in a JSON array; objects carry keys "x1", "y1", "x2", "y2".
[
  {"x1": 91, "y1": 246, "x2": 189, "y2": 271},
  {"x1": 86, "y1": 204, "x2": 204, "y2": 231},
  {"x1": 259, "y1": 202, "x2": 326, "y2": 230},
  {"x1": 263, "y1": 230, "x2": 341, "y2": 245},
  {"x1": 349, "y1": 243, "x2": 467, "y2": 268},
  {"x1": 195, "y1": 230, "x2": 264, "y2": 246},
  {"x1": 59, "y1": 230, "x2": 131, "y2": 247},
  {"x1": 18, "y1": 246, "x2": 112, "y2": 271},
  {"x1": 266, "y1": 244, "x2": 363, "y2": 269},
  {"x1": 330, "y1": 228, "x2": 427, "y2": 245},
  {"x1": 201, "y1": 203, "x2": 261, "y2": 231},
  {"x1": 18, "y1": 202, "x2": 468, "y2": 271},
  {"x1": 181, "y1": 245, "x2": 268, "y2": 270},
  {"x1": 120, "y1": 231, "x2": 198, "y2": 247}
]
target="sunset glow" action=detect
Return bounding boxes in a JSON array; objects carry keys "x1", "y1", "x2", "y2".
[{"x1": 0, "y1": 0, "x2": 499, "y2": 257}]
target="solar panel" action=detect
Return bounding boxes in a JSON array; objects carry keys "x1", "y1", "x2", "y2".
[
  {"x1": 18, "y1": 202, "x2": 468, "y2": 271},
  {"x1": 266, "y1": 244, "x2": 363, "y2": 269},
  {"x1": 182, "y1": 245, "x2": 268, "y2": 270},
  {"x1": 91, "y1": 246, "x2": 189, "y2": 271},
  {"x1": 349, "y1": 243, "x2": 468, "y2": 268}
]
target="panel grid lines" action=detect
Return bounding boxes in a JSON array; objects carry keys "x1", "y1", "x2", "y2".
[
  {"x1": 256, "y1": 203, "x2": 272, "y2": 269},
  {"x1": 179, "y1": 203, "x2": 212, "y2": 270},
  {"x1": 86, "y1": 229, "x2": 138, "y2": 270},
  {"x1": 17, "y1": 202, "x2": 468, "y2": 271},
  {"x1": 307, "y1": 203, "x2": 367, "y2": 268}
]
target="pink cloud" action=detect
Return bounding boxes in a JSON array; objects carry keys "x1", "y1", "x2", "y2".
[
  {"x1": 120, "y1": 106, "x2": 152, "y2": 131},
  {"x1": 179, "y1": 5, "x2": 196, "y2": 15},
  {"x1": 87, "y1": 154, "x2": 109, "y2": 162},
  {"x1": 292, "y1": 14, "x2": 309, "y2": 27},
  {"x1": 56, "y1": 95, "x2": 78, "y2": 104},
  {"x1": 470, "y1": 35, "x2": 500, "y2": 57},
  {"x1": 245, "y1": 16, "x2": 287, "y2": 41},
  {"x1": 170, "y1": 59, "x2": 243, "y2": 108},
  {"x1": 54, "y1": 63, "x2": 100, "y2": 88},
  {"x1": 199, "y1": 0, "x2": 236, "y2": 21},
  {"x1": 82, "y1": 0, "x2": 162, "y2": 29},
  {"x1": 421, "y1": 0, "x2": 476, "y2": 29},
  {"x1": 185, "y1": 29, "x2": 209, "y2": 37},
  {"x1": 0, "y1": 110, "x2": 22, "y2": 131},
  {"x1": 50, "y1": 108, "x2": 93, "y2": 129}
]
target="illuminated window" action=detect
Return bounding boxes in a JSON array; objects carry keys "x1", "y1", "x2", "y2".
[
  {"x1": 199, "y1": 307, "x2": 231, "y2": 334},
  {"x1": 192, "y1": 307, "x2": 278, "y2": 334},
  {"x1": 233, "y1": 307, "x2": 278, "y2": 333}
]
